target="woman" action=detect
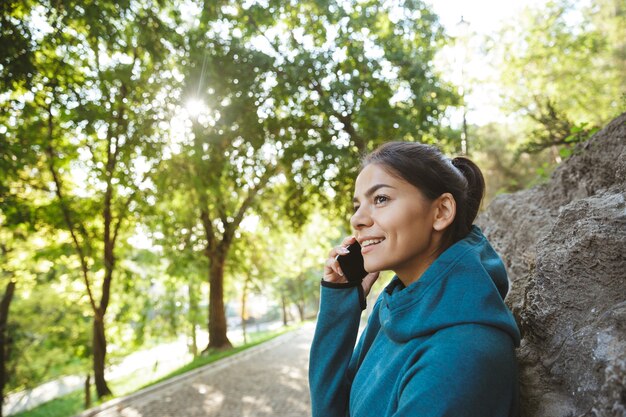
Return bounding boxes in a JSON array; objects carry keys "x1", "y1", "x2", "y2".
[{"x1": 309, "y1": 142, "x2": 520, "y2": 417}]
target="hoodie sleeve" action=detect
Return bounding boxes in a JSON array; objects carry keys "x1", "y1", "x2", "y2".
[
  {"x1": 309, "y1": 281, "x2": 365, "y2": 417},
  {"x1": 393, "y1": 324, "x2": 519, "y2": 417}
]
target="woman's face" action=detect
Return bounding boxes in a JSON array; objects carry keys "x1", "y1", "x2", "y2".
[{"x1": 351, "y1": 163, "x2": 442, "y2": 283}]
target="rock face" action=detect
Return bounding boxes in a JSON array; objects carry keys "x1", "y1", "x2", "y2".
[{"x1": 477, "y1": 113, "x2": 626, "y2": 417}]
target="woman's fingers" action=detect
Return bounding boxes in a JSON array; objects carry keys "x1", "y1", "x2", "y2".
[
  {"x1": 341, "y1": 235, "x2": 356, "y2": 246},
  {"x1": 323, "y1": 235, "x2": 381, "y2": 297},
  {"x1": 323, "y1": 236, "x2": 357, "y2": 283},
  {"x1": 328, "y1": 236, "x2": 356, "y2": 259},
  {"x1": 325, "y1": 256, "x2": 345, "y2": 280}
]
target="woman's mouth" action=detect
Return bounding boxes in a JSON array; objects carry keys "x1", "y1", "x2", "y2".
[{"x1": 360, "y1": 238, "x2": 385, "y2": 254}]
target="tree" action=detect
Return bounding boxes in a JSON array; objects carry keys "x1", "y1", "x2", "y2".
[
  {"x1": 270, "y1": 212, "x2": 341, "y2": 322},
  {"x1": 0, "y1": 209, "x2": 92, "y2": 411},
  {"x1": 149, "y1": 190, "x2": 210, "y2": 355},
  {"x1": 489, "y1": 0, "x2": 625, "y2": 155},
  {"x1": 227, "y1": 232, "x2": 275, "y2": 344},
  {"x1": 159, "y1": 0, "x2": 457, "y2": 350},
  {"x1": 3, "y1": 0, "x2": 181, "y2": 398},
  {"x1": 0, "y1": 4, "x2": 41, "y2": 401},
  {"x1": 0, "y1": 282, "x2": 15, "y2": 417}
]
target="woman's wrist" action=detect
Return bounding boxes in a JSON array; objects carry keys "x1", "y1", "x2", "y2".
[{"x1": 320, "y1": 279, "x2": 367, "y2": 310}]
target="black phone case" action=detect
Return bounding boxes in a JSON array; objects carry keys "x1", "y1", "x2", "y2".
[{"x1": 337, "y1": 241, "x2": 368, "y2": 283}]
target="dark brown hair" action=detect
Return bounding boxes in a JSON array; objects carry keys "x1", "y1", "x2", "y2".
[{"x1": 362, "y1": 142, "x2": 485, "y2": 247}]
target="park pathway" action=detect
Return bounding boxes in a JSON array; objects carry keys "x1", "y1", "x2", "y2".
[{"x1": 79, "y1": 322, "x2": 314, "y2": 417}]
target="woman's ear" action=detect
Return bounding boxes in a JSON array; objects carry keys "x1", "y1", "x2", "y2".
[{"x1": 433, "y1": 193, "x2": 456, "y2": 231}]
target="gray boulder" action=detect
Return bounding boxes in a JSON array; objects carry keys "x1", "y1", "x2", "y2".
[{"x1": 477, "y1": 113, "x2": 626, "y2": 416}]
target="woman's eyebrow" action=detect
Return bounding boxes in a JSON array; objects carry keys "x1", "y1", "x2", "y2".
[{"x1": 352, "y1": 184, "x2": 395, "y2": 203}]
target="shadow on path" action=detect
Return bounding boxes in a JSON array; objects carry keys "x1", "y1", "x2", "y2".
[{"x1": 79, "y1": 323, "x2": 314, "y2": 417}]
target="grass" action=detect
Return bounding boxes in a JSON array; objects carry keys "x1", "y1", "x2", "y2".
[
  {"x1": 12, "y1": 390, "x2": 86, "y2": 417},
  {"x1": 12, "y1": 324, "x2": 300, "y2": 417}
]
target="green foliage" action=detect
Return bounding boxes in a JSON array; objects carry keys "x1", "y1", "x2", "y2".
[
  {"x1": 495, "y1": 0, "x2": 624, "y2": 122},
  {"x1": 0, "y1": 1, "x2": 38, "y2": 92},
  {"x1": 565, "y1": 122, "x2": 600, "y2": 144},
  {"x1": 464, "y1": 0, "x2": 625, "y2": 187},
  {"x1": 0, "y1": 184, "x2": 92, "y2": 393},
  {"x1": 151, "y1": 0, "x2": 459, "y2": 349},
  {"x1": 466, "y1": 122, "x2": 558, "y2": 203},
  {"x1": 267, "y1": 213, "x2": 342, "y2": 320},
  {"x1": 8, "y1": 285, "x2": 91, "y2": 392},
  {"x1": 488, "y1": 0, "x2": 625, "y2": 159},
  {"x1": 160, "y1": 0, "x2": 458, "y2": 234},
  {"x1": 1, "y1": 0, "x2": 186, "y2": 397},
  {"x1": 12, "y1": 389, "x2": 87, "y2": 417}
]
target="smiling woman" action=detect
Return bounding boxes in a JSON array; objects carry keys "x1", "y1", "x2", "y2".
[{"x1": 310, "y1": 141, "x2": 520, "y2": 417}]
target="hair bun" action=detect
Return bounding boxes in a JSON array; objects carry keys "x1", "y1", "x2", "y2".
[{"x1": 451, "y1": 156, "x2": 485, "y2": 230}]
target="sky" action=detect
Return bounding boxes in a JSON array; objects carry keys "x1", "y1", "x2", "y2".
[
  {"x1": 428, "y1": 0, "x2": 548, "y2": 35},
  {"x1": 427, "y1": 0, "x2": 549, "y2": 126}
]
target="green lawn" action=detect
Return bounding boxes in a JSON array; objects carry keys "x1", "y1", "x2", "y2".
[{"x1": 13, "y1": 324, "x2": 300, "y2": 417}]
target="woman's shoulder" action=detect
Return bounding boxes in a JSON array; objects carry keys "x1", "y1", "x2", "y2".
[{"x1": 426, "y1": 323, "x2": 517, "y2": 358}]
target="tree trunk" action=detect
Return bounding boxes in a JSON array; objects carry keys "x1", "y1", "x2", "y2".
[
  {"x1": 84, "y1": 374, "x2": 91, "y2": 409},
  {"x1": 241, "y1": 280, "x2": 248, "y2": 345},
  {"x1": 206, "y1": 253, "x2": 232, "y2": 350},
  {"x1": 92, "y1": 315, "x2": 112, "y2": 398},
  {"x1": 281, "y1": 293, "x2": 288, "y2": 326},
  {"x1": 296, "y1": 302, "x2": 305, "y2": 322},
  {"x1": 0, "y1": 281, "x2": 16, "y2": 417},
  {"x1": 92, "y1": 236, "x2": 115, "y2": 399},
  {"x1": 188, "y1": 284, "x2": 198, "y2": 357},
  {"x1": 190, "y1": 324, "x2": 198, "y2": 357}
]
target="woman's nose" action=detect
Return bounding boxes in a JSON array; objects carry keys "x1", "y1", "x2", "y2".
[{"x1": 351, "y1": 206, "x2": 373, "y2": 230}]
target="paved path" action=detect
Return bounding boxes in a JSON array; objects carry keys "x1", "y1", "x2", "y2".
[
  {"x1": 79, "y1": 322, "x2": 314, "y2": 417},
  {"x1": 6, "y1": 321, "x2": 284, "y2": 416}
]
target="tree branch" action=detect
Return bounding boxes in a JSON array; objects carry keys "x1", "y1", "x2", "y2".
[
  {"x1": 44, "y1": 104, "x2": 98, "y2": 314},
  {"x1": 224, "y1": 164, "x2": 280, "y2": 246},
  {"x1": 245, "y1": 10, "x2": 365, "y2": 149},
  {"x1": 111, "y1": 191, "x2": 135, "y2": 249},
  {"x1": 309, "y1": 80, "x2": 366, "y2": 150},
  {"x1": 200, "y1": 206, "x2": 217, "y2": 256}
]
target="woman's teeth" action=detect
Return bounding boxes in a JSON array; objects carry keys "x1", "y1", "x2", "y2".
[{"x1": 362, "y1": 238, "x2": 384, "y2": 247}]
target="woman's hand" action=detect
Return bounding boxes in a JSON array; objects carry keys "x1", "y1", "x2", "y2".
[
  {"x1": 323, "y1": 236, "x2": 355, "y2": 283},
  {"x1": 324, "y1": 236, "x2": 380, "y2": 297},
  {"x1": 361, "y1": 271, "x2": 380, "y2": 298}
]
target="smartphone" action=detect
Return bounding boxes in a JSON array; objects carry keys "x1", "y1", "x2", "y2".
[{"x1": 336, "y1": 241, "x2": 368, "y2": 283}]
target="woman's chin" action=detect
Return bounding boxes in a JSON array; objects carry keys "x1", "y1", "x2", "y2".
[{"x1": 363, "y1": 260, "x2": 384, "y2": 274}]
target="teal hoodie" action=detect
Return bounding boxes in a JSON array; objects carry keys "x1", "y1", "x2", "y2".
[{"x1": 309, "y1": 226, "x2": 521, "y2": 417}]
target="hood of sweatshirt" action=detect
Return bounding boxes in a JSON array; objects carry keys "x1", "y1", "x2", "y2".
[{"x1": 378, "y1": 225, "x2": 521, "y2": 346}]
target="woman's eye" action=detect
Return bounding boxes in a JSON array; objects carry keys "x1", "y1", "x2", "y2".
[
  {"x1": 353, "y1": 205, "x2": 360, "y2": 213},
  {"x1": 374, "y1": 195, "x2": 389, "y2": 205}
]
